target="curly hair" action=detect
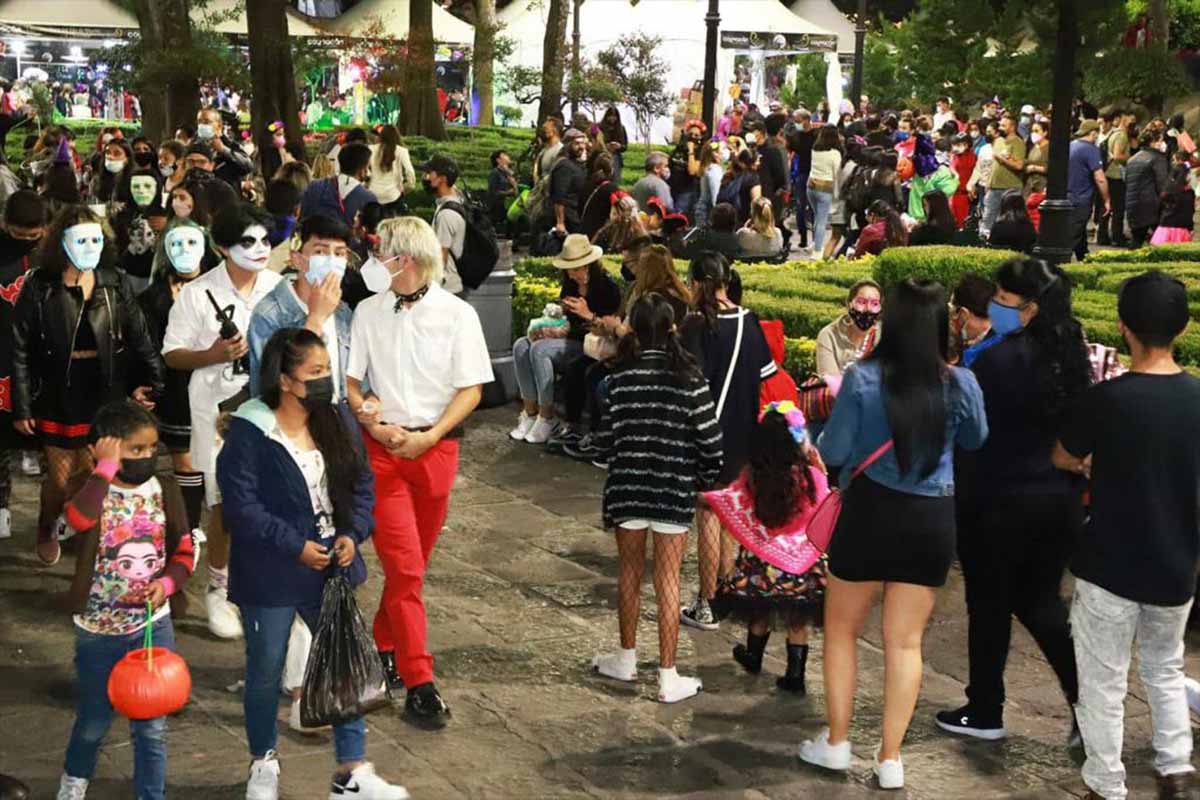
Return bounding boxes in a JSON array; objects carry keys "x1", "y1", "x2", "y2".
[
  {"x1": 38, "y1": 205, "x2": 116, "y2": 275},
  {"x1": 748, "y1": 410, "x2": 816, "y2": 529}
]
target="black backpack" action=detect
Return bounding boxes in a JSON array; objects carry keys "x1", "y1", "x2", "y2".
[
  {"x1": 844, "y1": 164, "x2": 876, "y2": 216},
  {"x1": 435, "y1": 191, "x2": 501, "y2": 291},
  {"x1": 716, "y1": 172, "x2": 749, "y2": 219}
]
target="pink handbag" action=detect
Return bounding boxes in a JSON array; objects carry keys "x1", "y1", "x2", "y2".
[{"x1": 806, "y1": 440, "x2": 894, "y2": 553}]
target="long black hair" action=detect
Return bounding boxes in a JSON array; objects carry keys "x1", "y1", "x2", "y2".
[
  {"x1": 749, "y1": 410, "x2": 817, "y2": 528},
  {"x1": 615, "y1": 292, "x2": 699, "y2": 381},
  {"x1": 259, "y1": 328, "x2": 366, "y2": 533},
  {"x1": 688, "y1": 251, "x2": 741, "y2": 330},
  {"x1": 864, "y1": 278, "x2": 948, "y2": 478},
  {"x1": 993, "y1": 257, "x2": 1091, "y2": 421}
]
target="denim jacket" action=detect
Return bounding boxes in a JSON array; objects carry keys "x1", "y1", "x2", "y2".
[
  {"x1": 247, "y1": 276, "x2": 353, "y2": 399},
  {"x1": 818, "y1": 360, "x2": 988, "y2": 497}
]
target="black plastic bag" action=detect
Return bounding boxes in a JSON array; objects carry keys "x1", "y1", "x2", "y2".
[{"x1": 300, "y1": 573, "x2": 392, "y2": 728}]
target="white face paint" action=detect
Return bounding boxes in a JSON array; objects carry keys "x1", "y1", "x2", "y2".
[
  {"x1": 164, "y1": 226, "x2": 204, "y2": 274},
  {"x1": 227, "y1": 224, "x2": 271, "y2": 272},
  {"x1": 62, "y1": 223, "x2": 104, "y2": 271}
]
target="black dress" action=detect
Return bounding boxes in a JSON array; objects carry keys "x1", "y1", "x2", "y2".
[{"x1": 137, "y1": 279, "x2": 193, "y2": 451}]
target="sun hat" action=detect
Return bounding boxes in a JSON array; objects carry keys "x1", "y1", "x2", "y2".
[{"x1": 552, "y1": 233, "x2": 603, "y2": 269}]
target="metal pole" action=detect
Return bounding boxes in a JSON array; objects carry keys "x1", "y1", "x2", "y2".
[
  {"x1": 1033, "y1": 0, "x2": 1078, "y2": 266},
  {"x1": 571, "y1": 0, "x2": 582, "y2": 116},
  {"x1": 702, "y1": 0, "x2": 720, "y2": 134},
  {"x1": 850, "y1": 0, "x2": 866, "y2": 116}
]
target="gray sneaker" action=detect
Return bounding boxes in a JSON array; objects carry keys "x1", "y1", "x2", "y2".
[{"x1": 680, "y1": 596, "x2": 719, "y2": 631}]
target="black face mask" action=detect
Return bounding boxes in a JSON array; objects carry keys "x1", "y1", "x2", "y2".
[
  {"x1": 117, "y1": 456, "x2": 157, "y2": 486},
  {"x1": 421, "y1": 178, "x2": 435, "y2": 194},
  {"x1": 299, "y1": 375, "x2": 334, "y2": 411},
  {"x1": 133, "y1": 151, "x2": 155, "y2": 168},
  {"x1": 848, "y1": 308, "x2": 880, "y2": 331}
]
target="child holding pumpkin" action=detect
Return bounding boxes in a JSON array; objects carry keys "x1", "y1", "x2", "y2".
[{"x1": 57, "y1": 400, "x2": 197, "y2": 800}]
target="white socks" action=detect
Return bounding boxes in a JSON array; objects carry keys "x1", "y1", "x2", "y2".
[
  {"x1": 657, "y1": 667, "x2": 702, "y2": 704},
  {"x1": 592, "y1": 648, "x2": 637, "y2": 681}
]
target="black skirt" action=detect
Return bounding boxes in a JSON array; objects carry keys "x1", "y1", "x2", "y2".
[
  {"x1": 826, "y1": 476, "x2": 956, "y2": 587},
  {"x1": 35, "y1": 357, "x2": 106, "y2": 450}
]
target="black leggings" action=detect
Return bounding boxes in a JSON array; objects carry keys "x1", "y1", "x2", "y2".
[
  {"x1": 562, "y1": 357, "x2": 611, "y2": 430},
  {"x1": 958, "y1": 491, "x2": 1082, "y2": 715}
]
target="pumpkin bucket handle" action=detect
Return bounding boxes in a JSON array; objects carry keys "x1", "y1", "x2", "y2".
[{"x1": 143, "y1": 602, "x2": 153, "y2": 669}]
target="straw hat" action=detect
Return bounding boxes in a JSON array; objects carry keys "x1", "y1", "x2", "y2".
[{"x1": 552, "y1": 234, "x2": 603, "y2": 270}]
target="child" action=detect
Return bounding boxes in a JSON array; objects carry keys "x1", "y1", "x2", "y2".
[
  {"x1": 709, "y1": 402, "x2": 830, "y2": 693},
  {"x1": 57, "y1": 400, "x2": 197, "y2": 800},
  {"x1": 1151, "y1": 162, "x2": 1196, "y2": 245},
  {"x1": 591, "y1": 293, "x2": 724, "y2": 704}
]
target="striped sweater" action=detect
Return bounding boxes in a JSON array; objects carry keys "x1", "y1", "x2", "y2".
[{"x1": 598, "y1": 351, "x2": 724, "y2": 527}]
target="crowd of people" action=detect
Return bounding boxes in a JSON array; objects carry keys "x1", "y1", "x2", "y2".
[{"x1": 0, "y1": 81, "x2": 1197, "y2": 800}]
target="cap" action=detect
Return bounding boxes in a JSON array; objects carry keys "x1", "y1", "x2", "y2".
[
  {"x1": 1074, "y1": 119, "x2": 1100, "y2": 138},
  {"x1": 185, "y1": 142, "x2": 214, "y2": 161},
  {"x1": 418, "y1": 153, "x2": 460, "y2": 183},
  {"x1": 1020, "y1": 104, "x2": 1035, "y2": 115},
  {"x1": 563, "y1": 127, "x2": 586, "y2": 141}
]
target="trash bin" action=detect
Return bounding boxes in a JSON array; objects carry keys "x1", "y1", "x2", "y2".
[{"x1": 468, "y1": 240, "x2": 518, "y2": 408}]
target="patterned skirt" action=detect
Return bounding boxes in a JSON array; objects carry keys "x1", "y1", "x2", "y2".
[{"x1": 711, "y1": 547, "x2": 827, "y2": 630}]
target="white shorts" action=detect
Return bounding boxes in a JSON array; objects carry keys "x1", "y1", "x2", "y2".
[{"x1": 617, "y1": 519, "x2": 689, "y2": 535}]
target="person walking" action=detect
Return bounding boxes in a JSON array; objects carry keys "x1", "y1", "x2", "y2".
[
  {"x1": 1125, "y1": 128, "x2": 1170, "y2": 248},
  {"x1": 1053, "y1": 271, "x2": 1200, "y2": 800},
  {"x1": 1067, "y1": 121, "x2": 1111, "y2": 262},
  {"x1": 936, "y1": 257, "x2": 1091, "y2": 744},
  {"x1": 800, "y1": 278, "x2": 987, "y2": 791},
  {"x1": 1098, "y1": 112, "x2": 1131, "y2": 246}
]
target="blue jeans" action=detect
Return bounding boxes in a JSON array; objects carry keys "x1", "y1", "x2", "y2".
[
  {"x1": 675, "y1": 189, "x2": 698, "y2": 221},
  {"x1": 512, "y1": 335, "x2": 583, "y2": 408},
  {"x1": 809, "y1": 188, "x2": 833, "y2": 254},
  {"x1": 981, "y1": 187, "x2": 1006, "y2": 236},
  {"x1": 792, "y1": 174, "x2": 810, "y2": 245},
  {"x1": 241, "y1": 604, "x2": 366, "y2": 764},
  {"x1": 65, "y1": 617, "x2": 175, "y2": 799}
]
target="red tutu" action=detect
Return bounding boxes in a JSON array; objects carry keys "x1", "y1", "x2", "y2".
[{"x1": 1151, "y1": 227, "x2": 1193, "y2": 245}]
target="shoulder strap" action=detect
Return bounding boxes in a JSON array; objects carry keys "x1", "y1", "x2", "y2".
[
  {"x1": 715, "y1": 310, "x2": 744, "y2": 418},
  {"x1": 850, "y1": 439, "x2": 894, "y2": 480}
]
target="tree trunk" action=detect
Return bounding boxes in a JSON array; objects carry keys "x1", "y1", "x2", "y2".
[
  {"x1": 473, "y1": 0, "x2": 497, "y2": 127},
  {"x1": 131, "y1": 0, "x2": 198, "y2": 142},
  {"x1": 246, "y1": 0, "x2": 303, "y2": 149},
  {"x1": 1148, "y1": 0, "x2": 1169, "y2": 49},
  {"x1": 401, "y1": 0, "x2": 448, "y2": 139},
  {"x1": 538, "y1": 0, "x2": 569, "y2": 122}
]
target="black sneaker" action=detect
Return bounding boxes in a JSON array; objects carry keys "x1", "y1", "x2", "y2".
[
  {"x1": 403, "y1": 682, "x2": 451, "y2": 730},
  {"x1": 934, "y1": 704, "x2": 1006, "y2": 740},
  {"x1": 591, "y1": 453, "x2": 610, "y2": 470},
  {"x1": 563, "y1": 434, "x2": 600, "y2": 461},
  {"x1": 378, "y1": 651, "x2": 405, "y2": 693},
  {"x1": 547, "y1": 425, "x2": 582, "y2": 449}
]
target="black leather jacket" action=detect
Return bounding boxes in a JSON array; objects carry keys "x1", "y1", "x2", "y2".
[{"x1": 11, "y1": 266, "x2": 165, "y2": 420}]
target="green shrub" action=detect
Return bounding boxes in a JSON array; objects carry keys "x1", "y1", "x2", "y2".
[
  {"x1": 784, "y1": 337, "x2": 818, "y2": 376},
  {"x1": 512, "y1": 278, "x2": 561, "y2": 340},
  {"x1": 872, "y1": 246, "x2": 1020, "y2": 291},
  {"x1": 1085, "y1": 244, "x2": 1200, "y2": 264}
]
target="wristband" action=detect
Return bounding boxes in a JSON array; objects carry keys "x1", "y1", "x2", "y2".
[
  {"x1": 157, "y1": 576, "x2": 177, "y2": 597},
  {"x1": 95, "y1": 458, "x2": 120, "y2": 482}
]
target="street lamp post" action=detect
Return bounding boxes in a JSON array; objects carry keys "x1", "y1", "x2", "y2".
[
  {"x1": 850, "y1": 0, "x2": 866, "y2": 115},
  {"x1": 702, "y1": 0, "x2": 720, "y2": 134},
  {"x1": 571, "y1": 0, "x2": 582, "y2": 116},
  {"x1": 1033, "y1": 0, "x2": 1079, "y2": 266}
]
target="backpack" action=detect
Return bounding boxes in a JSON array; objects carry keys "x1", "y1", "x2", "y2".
[
  {"x1": 716, "y1": 172, "x2": 749, "y2": 219},
  {"x1": 844, "y1": 164, "x2": 876, "y2": 216},
  {"x1": 525, "y1": 160, "x2": 564, "y2": 225},
  {"x1": 435, "y1": 191, "x2": 501, "y2": 291}
]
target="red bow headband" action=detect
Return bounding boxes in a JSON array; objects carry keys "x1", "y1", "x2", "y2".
[
  {"x1": 685, "y1": 119, "x2": 707, "y2": 133},
  {"x1": 610, "y1": 190, "x2": 632, "y2": 206}
]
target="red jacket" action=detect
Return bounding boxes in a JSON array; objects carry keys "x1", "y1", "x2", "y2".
[{"x1": 758, "y1": 319, "x2": 798, "y2": 408}]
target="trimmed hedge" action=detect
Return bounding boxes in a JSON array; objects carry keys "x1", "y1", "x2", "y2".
[
  {"x1": 872, "y1": 245, "x2": 1020, "y2": 291},
  {"x1": 1085, "y1": 243, "x2": 1200, "y2": 264}
]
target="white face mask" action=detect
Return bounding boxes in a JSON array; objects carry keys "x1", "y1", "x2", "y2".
[
  {"x1": 164, "y1": 227, "x2": 204, "y2": 274},
  {"x1": 130, "y1": 176, "x2": 157, "y2": 207},
  {"x1": 227, "y1": 224, "x2": 271, "y2": 272},
  {"x1": 306, "y1": 253, "x2": 347, "y2": 286},
  {"x1": 159, "y1": 162, "x2": 176, "y2": 178},
  {"x1": 62, "y1": 223, "x2": 104, "y2": 271},
  {"x1": 1030, "y1": 132, "x2": 1044, "y2": 144},
  {"x1": 360, "y1": 253, "x2": 402, "y2": 294},
  {"x1": 196, "y1": 123, "x2": 216, "y2": 141},
  {"x1": 104, "y1": 158, "x2": 126, "y2": 174}
]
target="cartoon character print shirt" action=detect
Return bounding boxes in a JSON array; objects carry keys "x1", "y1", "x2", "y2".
[
  {"x1": 74, "y1": 478, "x2": 171, "y2": 635},
  {"x1": 270, "y1": 423, "x2": 335, "y2": 542}
]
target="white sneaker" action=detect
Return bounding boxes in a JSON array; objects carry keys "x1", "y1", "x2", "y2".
[
  {"x1": 289, "y1": 698, "x2": 328, "y2": 734},
  {"x1": 874, "y1": 747, "x2": 904, "y2": 790},
  {"x1": 246, "y1": 751, "x2": 280, "y2": 800},
  {"x1": 0, "y1": 509, "x2": 11, "y2": 540},
  {"x1": 524, "y1": 416, "x2": 559, "y2": 444},
  {"x1": 509, "y1": 411, "x2": 535, "y2": 441},
  {"x1": 592, "y1": 648, "x2": 637, "y2": 682},
  {"x1": 798, "y1": 728, "x2": 851, "y2": 771},
  {"x1": 1186, "y1": 677, "x2": 1200, "y2": 716},
  {"x1": 57, "y1": 774, "x2": 88, "y2": 800},
  {"x1": 658, "y1": 666, "x2": 702, "y2": 703},
  {"x1": 206, "y1": 585, "x2": 244, "y2": 639},
  {"x1": 21, "y1": 451, "x2": 41, "y2": 476},
  {"x1": 330, "y1": 763, "x2": 409, "y2": 799},
  {"x1": 55, "y1": 514, "x2": 76, "y2": 542}
]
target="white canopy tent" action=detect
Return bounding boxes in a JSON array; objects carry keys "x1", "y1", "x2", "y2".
[
  {"x1": 788, "y1": 0, "x2": 856, "y2": 56},
  {"x1": 497, "y1": 0, "x2": 838, "y2": 143},
  {"x1": 312, "y1": 0, "x2": 475, "y2": 44},
  {"x1": 0, "y1": 0, "x2": 326, "y2": 37}
]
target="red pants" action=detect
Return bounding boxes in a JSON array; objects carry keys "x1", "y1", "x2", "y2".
[{"x1": 364, "y1": 434, "x2": 460, "y2": 687}]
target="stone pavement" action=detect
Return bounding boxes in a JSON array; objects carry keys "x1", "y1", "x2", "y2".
[{"x1": 2, "y1": 404, "x2": 1199, "y2": 799}]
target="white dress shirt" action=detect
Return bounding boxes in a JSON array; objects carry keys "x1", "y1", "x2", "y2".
[{"x1": 347, "y1": 283, "x2": 493, "y2": 428}]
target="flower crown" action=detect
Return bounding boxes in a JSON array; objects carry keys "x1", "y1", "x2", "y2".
[
  {"x1": 759, "y1": 400, "x2": 807, "y2": 445},
  {"x1": 267, "y1": 120, "x2": 285, "y2": 134}
]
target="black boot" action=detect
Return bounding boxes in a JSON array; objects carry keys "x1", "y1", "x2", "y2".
[
  {"x1": 776, "y1": 643, "x2": 809, "y2": 694},
  {"x1": 732, "y1": 631, "x2": 770, "y2": 675},
  {"x1": 0, "y1": 774, "x2": 29, "y2": 800},
  {"x1": 378, "y1": 650, "x2": 404, "y2": 692}
]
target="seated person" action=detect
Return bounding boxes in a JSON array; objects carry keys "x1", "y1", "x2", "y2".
[
  {"x1": 736, "y1": 196, "x2": 785, "y2": 257},
  {"x1": 672, "y1": 202, "x2": 743, "y2": 261},
  {"x1": 852, "y1": 200, "x2": 907, "y2": 259},
  {"x1": 907, "y1": 191, "x2": 957, "y2": 246},
  {"x1": 986, "y1": 189, "x2": 1038, "y2": 254}
]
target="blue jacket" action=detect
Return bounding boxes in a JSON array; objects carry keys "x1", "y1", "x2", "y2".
[
  {"x1": 818, "y1": 360, "x2": 988, "y2": 497},
  {"x1": 217, "y1": 398, "x2": 373, "y2": 608},
  {"x1": 300, "y1": 175, "x2": 377, "y2": 229},
  {"x1": 247, "y1": 277, "x2": 354, "y2": 399}
]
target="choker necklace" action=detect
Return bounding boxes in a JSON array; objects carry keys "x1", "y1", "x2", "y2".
[{"x1": 393, "y1": 284, "x2": 430, "y2": 309}]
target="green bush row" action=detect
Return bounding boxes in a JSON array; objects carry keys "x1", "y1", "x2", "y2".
[
  {"x1": 872, "y1": 245, "x2": 1021, "y2": 291},
  {"x1": 1085, "y1": 243, "x2": 1200, "y2": 264}
]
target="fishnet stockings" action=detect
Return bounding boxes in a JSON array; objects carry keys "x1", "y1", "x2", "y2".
[
  {"x1": 41, "y1": 446, "x2": 92, "y2": 528},
  {"x1": 615, "y1": 527, "x2": 691, "y2": 669},
  {"x1": 695, "y1": 506, "x2": 735, "y2": 600},
  {"x1": 615, "y1": 528, "x2": 646, "y2": 650}
]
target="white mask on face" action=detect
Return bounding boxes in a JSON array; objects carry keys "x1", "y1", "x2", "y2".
[
  {"x1": 306, "y1": 253, "x2": 347, "y2": 286},
  {"x1": 196, "y1": 123, "x2": 216, "y2": 141},
  {"x1": 62, "y1": 223, "x2": 104, "y2": 271},
  {"x1": 1030, "y1": 132, "x2": 1044, "y2": 144},
  {"x1": 227, "y1": 224, "x2": 271, "y2": 272},
  {"x1": 360, "y1": 253, "x2": 402, "y2": 294},
  {"x1": 164, "y1": 226, "x2": 204, "y2": 274}
]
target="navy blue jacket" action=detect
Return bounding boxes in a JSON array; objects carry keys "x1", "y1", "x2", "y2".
[
  {"x1": 300, "y1": 175, "x2": 377, "y2": 229},
  {"x1": 217, "y1": 398, "x2": 373, "y2": 608}
]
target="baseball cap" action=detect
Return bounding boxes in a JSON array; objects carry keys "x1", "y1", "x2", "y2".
[
  {"x1": 1020, "y1": 104, "x2": 1035, "y2": 115},
  {"x1": 1074, "y1": 119, "x2": 1100, "y2": 138},
  {"x1": 563, "y1": 127, "x2": 586, "y2": 142},
  {"x1": 418, "y1": 153, "x2": 460, "y2": 183},
  {"x1": 185, "y1": 142, "x2": 214, "y2": 161}
]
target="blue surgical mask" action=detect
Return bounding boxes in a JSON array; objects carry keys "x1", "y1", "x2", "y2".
[
  {"x1": 196, "y1": 123, "x2": 215, "y2": 141},
  {"x1": 988, "y1": 299, "x2": 1024, "y2": 336},
  {"x1": 306, "y1": 253, "x2": 347, "y2": 286},
  {"x1": 895, "y1": 131, "x2": 910, "y2": 142}
]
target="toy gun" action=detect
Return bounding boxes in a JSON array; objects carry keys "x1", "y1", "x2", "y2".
[{"x1": 205, "y1": 289, "x2": 248, "y2": 376}]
